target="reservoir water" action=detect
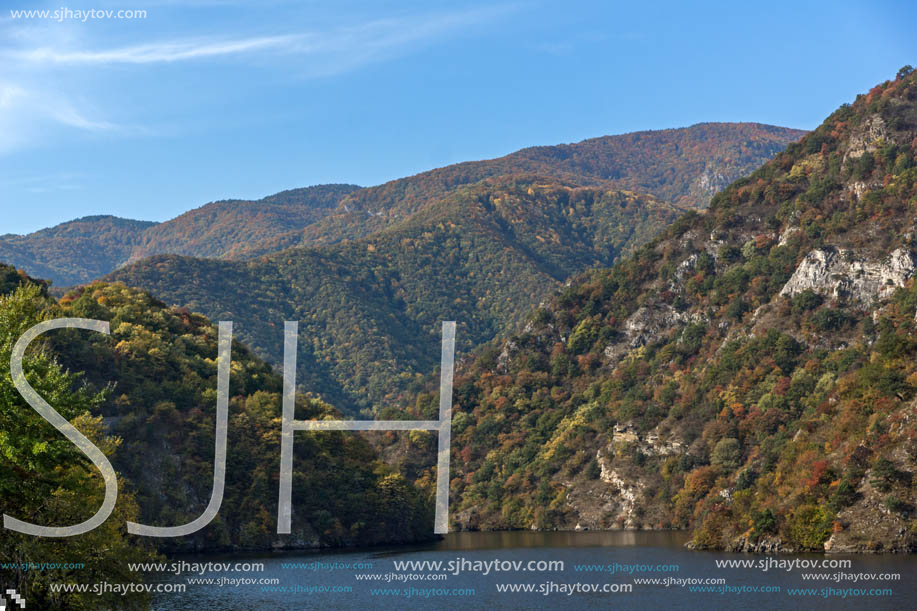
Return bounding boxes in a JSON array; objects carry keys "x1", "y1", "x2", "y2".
[{"x1": 151, "y1": 531, "x2": 915, "y2": 609}]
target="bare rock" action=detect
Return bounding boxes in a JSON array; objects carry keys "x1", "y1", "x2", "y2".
[{"x1": 779, "y1": 247, "x2": 916, "y2": 307}]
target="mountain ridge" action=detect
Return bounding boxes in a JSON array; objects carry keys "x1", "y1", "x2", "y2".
[
  {"x1": 108, "y1": 177, "x2": 689, "y2": 414},
  {"x1": 295, "y1": 123, "x2": 807, "y2": 246},
  {"x1": 1, "y1": 123, "x2": 804, "y2": 287},
  {"x1": 0, "y1": 185, "x2": 361, "y2": 287}
]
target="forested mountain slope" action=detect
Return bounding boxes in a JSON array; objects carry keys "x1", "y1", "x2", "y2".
[
  {"x1": 110, "y1": 178, "x2": 685, "y2": 414},
  {"x1": 0, "y1": 262, "x2": 47, "y2": 295},
  {"x1": 0, "y1": 185, "x2": 359, "y2": 287},
  {"x1": 0, "y1": 272, "x2": 434, "y2": 604},
  {"x1": 53, "y1": 282, "x2": 434, "y2": 551},
  {"x1": 1, "y1": 124, "x2": 802, "y2": 287},
  {"x1": 294, "y1": 123, "x2": 806, "y2": 246},
  {"x1": 405, "y1": 68, "x2": 917, "y2": 553},
  {"x1": 128, "y1": 183, "x2": 361, "y2": 262},
  {"x1": 0, "y1": 216, "x2": 155, "y2": 287}
]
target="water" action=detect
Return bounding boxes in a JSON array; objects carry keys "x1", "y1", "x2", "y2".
[{"x1": 151, "y1": 531, "x2": 916, "y2": 609}]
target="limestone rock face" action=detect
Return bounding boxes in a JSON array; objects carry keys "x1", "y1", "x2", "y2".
[
  {"x1": 603, "y1": 303, "x2": 702, "y2": 362},
  {"x1": 691, "y1": 167, "x2": 730, "y2": 198},
  {"x1": 612, "y1": 423, "x2": 684, "y2": 456},
  {"x1": 721, "y1": 535, "x2": 793, "y2": 553},
  {"x1": 843, "y1": 113, "x2": 888, "y2": 162},
  {"x1": 597, "y1": 448, "x2": 645, "y2": 529},
  {"x1": 779, "y1": 247, "x2": 916, "y2": 307}
]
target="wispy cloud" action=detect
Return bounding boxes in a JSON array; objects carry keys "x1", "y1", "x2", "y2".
[
  {"x1": 0, "y1": 171, "x2": 84, "y2": 188},
  {"x1": 3, "y1": 6, "x2": 513, "y2": 68},
  {"x1": 0, "y1": 83, "x2": 27, "y2": 108},
  {"x1": 42, "y1": 102, "x2": 118, "y2": 131},
  {"x1": 0, "y1": 5, "x2": 514, "y2": 153},
  {"x1": 11, "y1": 35, "x2": 299, "y2": 64},
  {"x1": 296, "y1": 7, "x2": 516, "y2": 77},
  {"x1": 0, "y1": 80, "x2": 125, "y2": 152}
]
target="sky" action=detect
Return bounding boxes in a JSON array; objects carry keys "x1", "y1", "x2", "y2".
[{"x1": 0, "y1": 0, "x2": 915, "y2": 235}]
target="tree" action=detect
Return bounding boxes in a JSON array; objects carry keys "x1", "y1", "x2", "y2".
[
  {"x1": 752, "y1": 508, "x2": 777, "y2": 539},
  {"x1": 711, "y1": 438, "x2": 741, "y2": 471},
  {"x1": 0, "y1": 284, "x2": 155, "y2": 609}
]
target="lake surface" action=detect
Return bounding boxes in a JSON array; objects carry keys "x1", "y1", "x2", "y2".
[{"x1": 151, "y1": 531, "x2": 916, "y2": 610}]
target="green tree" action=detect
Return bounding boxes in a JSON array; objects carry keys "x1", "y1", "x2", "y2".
[
  {"x1": 711, "y1": 438, "x2": 741, "y2": 471},
  {"x1": 0, "y1": 284, "x2": 155, "y2": 609}
]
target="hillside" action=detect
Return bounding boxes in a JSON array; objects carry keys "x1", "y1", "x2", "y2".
[
  {"x1": 395, "y1": 68, "x2": 917, "y2": 552},
  {"x1": 0, "y1": 216, "x2": 155, "y2": 287},
  {"x1": 51, "y1": 282, "x2": 433, "y2": 552},
  {"x1": 0, "y1": 262, "x2": 47, "y2": 296},
  {"x1": 109, "y1": 178, "x2": 686, "y2": 415},
  {"x1": 2, "y1": 124, "x2": 802, "y2": 288},
  {"x1": 0, "y1": 185, "x2": 359, "y2": 287},
  {"x1": 128, "y1": 183, "x2": 362, "y2": 262},
  {"x1": 1, "y1": 275, "x2": 434, "y2": 550},
  {"x1": 0, "y1": 275, "x2": 434, "y2": 604},
  {"x1": 294, "y1": 123, "x2": 806, "y2": 246}
]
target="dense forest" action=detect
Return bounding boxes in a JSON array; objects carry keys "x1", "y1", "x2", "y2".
[
  {"x1": 283, "y1": 123, "x2": 806, "y2": 247},
  {"x1": 109, "y1": 178, "x2": 686, "y2": 414},
  {"x1": 395, "y1": 68, "x2": 917, "y2": 553},
  {"x1": 1, "y1": 124, "x2": 802, "y2": 288},
  {"x1": 0, "y1": 269, "x2": 155, "y2": 609},
  {"x1": 0, "y1": 186, "x2": 358, "y2": 287},
  {"x1": 128, "y1": 183, "x2": 362, "y2": 262},
  {"x1": 0, "y1": 268, "x2": 433, "y2": 608},
  {"x1": 0, "y1": 217, "x2": 156, "y2": 288}
]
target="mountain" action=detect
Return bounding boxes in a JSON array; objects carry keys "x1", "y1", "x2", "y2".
[
  {"x1": 1, "y1": 124, "x2": 803, "y2": 288},
  {"x1": 399, "y1": 68, "x2": 917, "y2": 552},
  {"x1": 3, "y1": 276, "x2": 433, "y2": 551},
  {"x1": 127, "y1": 183, "x2": 361, "y2": 262},
  {"x1": 289, "y1": 123, "x2": 807, "y2": 247},
  {"x1": 0, "y1": 216, "x2": 155, "y2": 288},
  {"x1": 0, "y1": 185, "x2": 360, "y2": 287},
  {"x1": 0, "y1": 273, "x2": 434, "y2": 606},
  {"x1": 109, "y1": 178, "x2": 687, "y2": 414}
]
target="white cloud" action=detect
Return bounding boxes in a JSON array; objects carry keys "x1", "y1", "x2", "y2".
[
  {"x1": 41, "y1": 101, "x2": 118, "y2": 131},
  {"x1": 0, "y1": 5, "x2": 514, "y2": 152},
  {"x1": 12, "y1": 35, "x2": 300, "y2": 64},
  {"x1": 27, "y1": 183, "x2": 82, "y2": 193},
  {"x1": 3, "y1": 5, "x2": 513, "y2": 68},
  {"x1": 0, "y1": 81, "x2": 121, "y2": 153}
]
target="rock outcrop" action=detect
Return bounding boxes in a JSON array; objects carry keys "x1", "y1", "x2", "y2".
[
  {"x1": 603, "y1": 303, "x2": 702, "y2": 362},
  {"x1": 779, "y1": 247, "x2": 916, "y2": 306}
]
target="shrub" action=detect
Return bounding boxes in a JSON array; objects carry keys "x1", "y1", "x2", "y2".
[
  {"x1": 752, "y1": 509, "x2": 777, "y2": 539},
  {"x1": 791, "y1": 289, "x2": 823, "y2": 314},
  {"x1": 811, "y1": 308, "x2": 852, "y2": 331},
  {"x1": 726, "y1": 297, "x2": 749, "y2": 320},
  {"x1": 568, "y1": 317, "x2": 599, "y2": 354},
  {"x1": 851, "y1": 153, "x2": 875, "y2": 180},
  {"x1": 884, "y1": 495, "x2": 912, "y2": 517},
  {"x1": 736, "y1": 468, "x2": 757, "y2": 490},
  {"x1": 829, "y1": 478, "x2": 859, "y2": 510},
  {"x1": 788, "y1": 505, "x2": 834, "y2": 550},
  {"x1": 871, "y1": 458, "x2": 910, "y2": 491}
]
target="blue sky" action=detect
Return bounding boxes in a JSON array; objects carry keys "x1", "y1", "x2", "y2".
[{"x1": 1, "y1": 0, "x2": 915, "y2": 235}]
